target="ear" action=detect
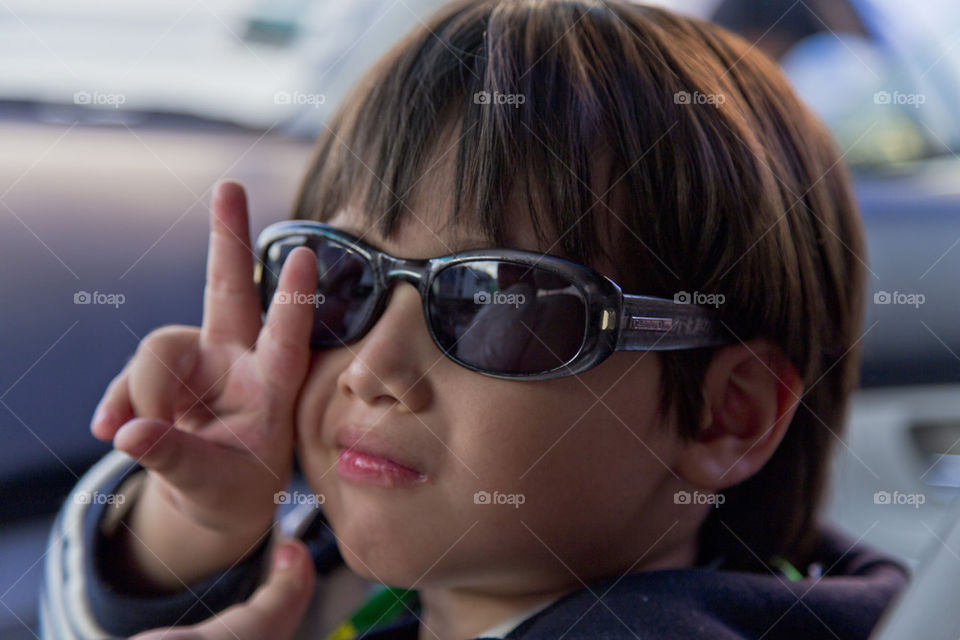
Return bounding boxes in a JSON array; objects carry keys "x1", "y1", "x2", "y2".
[{"x1": 673, "y1": 339, "x2": 803, "y2": 490}]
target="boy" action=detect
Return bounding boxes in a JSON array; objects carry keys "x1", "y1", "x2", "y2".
[{"x1": 42, "y1": 1, "x2": 907, "y2": 638}]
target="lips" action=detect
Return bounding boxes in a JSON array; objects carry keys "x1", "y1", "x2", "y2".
[{"x1": 334, "y1": 426, "x2": 427, "y2": 487}]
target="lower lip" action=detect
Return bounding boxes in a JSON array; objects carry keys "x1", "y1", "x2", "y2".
[{"x1": 336, "y1": 448, "x2": 426, "y2": 487}]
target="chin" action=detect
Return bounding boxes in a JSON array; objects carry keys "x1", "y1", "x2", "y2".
[
  {"x1": 336, "y1": 536, "x2": 424, "y2": 588},
  {"x1": 321, "y1": 498, "x2": 403, "y2": 576}
]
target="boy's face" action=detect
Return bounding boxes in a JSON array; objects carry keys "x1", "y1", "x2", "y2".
[{"x1": 293, "y1": 189, "x2": 695, "y2": 594}]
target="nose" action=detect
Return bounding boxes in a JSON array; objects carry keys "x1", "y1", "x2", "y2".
[{"x1": 335, "y1": 282, "x2": 434, "y2": 412}]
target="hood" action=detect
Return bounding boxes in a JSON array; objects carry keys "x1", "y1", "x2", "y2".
[{"x1": 503, "y1": 526, "x2": 908, "y2": 640}]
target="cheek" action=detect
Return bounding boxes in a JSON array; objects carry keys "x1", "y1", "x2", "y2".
[
  {"x1": 441, "y1": 358, "x2": 673, "y2": 572},
  {"x1": 294, "y1": 353, "x2": 345, "y2": 449},
  {"x1": 511, "y1": 397, "x2": 668, "y2": 528},
  {"x1": 464, "y1": 353, "x2": 669, "y2": 500}
]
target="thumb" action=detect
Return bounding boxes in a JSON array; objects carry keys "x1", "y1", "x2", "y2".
[{"x1": 132, "y1": 540, "x2": 316, "y2": 640}]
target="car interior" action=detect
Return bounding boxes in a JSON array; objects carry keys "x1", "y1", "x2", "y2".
[{"x1": 1, "y1": 0, "x2": 958, "y2": 637}]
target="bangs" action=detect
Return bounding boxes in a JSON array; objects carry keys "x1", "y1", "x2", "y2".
[{"x1": 293, "y1": 0, "x2": 711, "y2": 288}]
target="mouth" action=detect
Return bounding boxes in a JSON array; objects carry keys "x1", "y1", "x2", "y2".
[{"x1": 335, "y1": 426, "x2": 427, "y2": 488}]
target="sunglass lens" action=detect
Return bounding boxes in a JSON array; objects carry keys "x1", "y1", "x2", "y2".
[
  {"x1": 261, "y1": 236, "x2": 377, "y2": 346},
  {"x1": 427, "y1": 260, "x2": 587, "y2": 374}
]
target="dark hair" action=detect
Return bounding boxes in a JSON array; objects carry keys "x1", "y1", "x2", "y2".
[{"x1": 293, "y1": 0, "x2": 866, "y2": 572}]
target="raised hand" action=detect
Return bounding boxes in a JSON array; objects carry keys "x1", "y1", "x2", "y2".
[{"x1": 90, "y1": 181, "x2": 318, "y2": 589}]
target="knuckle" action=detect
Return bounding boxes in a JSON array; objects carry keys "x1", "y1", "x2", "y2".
[
  {"x1": 137, "y1": 325, "x2": 199, "y2": 369},
  {"x1": 204, "y1": 278, "x2": 255, "y2": 305},
  {"x1": 259, "y1": 325, "x2": 304, "y2": 376},
  {"x1": 257, "y1": 349, "x2": 294, "y2": 389},
  {"x1": 138, "y1": 324, "x2": 191, "y2": 353},
  {"x1": 257, "y1": 359, "x2": 303, "y2": 405},
  {"x1": 129, "y1": 327, "x2": 200, "y2": 417},
  {"x1": 201, "y1": 321, "x2": 245, "y2": 346}
]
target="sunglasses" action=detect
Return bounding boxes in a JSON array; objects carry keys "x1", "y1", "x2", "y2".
[{"x1": 253, "y1": 221, "x2": 731, "y2": 381}]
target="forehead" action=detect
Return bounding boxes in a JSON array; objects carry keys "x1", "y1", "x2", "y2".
[
  {"x1": 324, "y1": 138, "x2": 552, "y2": 260},
  {"x1": 324, "y1": 206, "x2": 488, "y2": 258}
]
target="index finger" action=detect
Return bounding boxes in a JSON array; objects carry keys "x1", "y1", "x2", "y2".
[{"x1": 201, "y1": 180, "x2": 262, "y2": 347}]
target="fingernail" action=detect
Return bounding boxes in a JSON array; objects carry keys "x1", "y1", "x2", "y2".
[{"x1": 274, "y1": 544, "x2": 296, "y2": 571}]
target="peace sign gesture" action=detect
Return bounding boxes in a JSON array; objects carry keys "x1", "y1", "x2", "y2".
[{"x1": 92, "y1": 181, "x2": 319, "y2": 588}]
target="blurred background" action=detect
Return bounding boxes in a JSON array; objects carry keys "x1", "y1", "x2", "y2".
[{"x1": 1, "y1": 0, "x2": 958, "y2": 636}]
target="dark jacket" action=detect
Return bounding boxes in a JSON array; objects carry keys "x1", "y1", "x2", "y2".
[{"x1": 41, "y1": 451, "x2": 908, "y2": 639}]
